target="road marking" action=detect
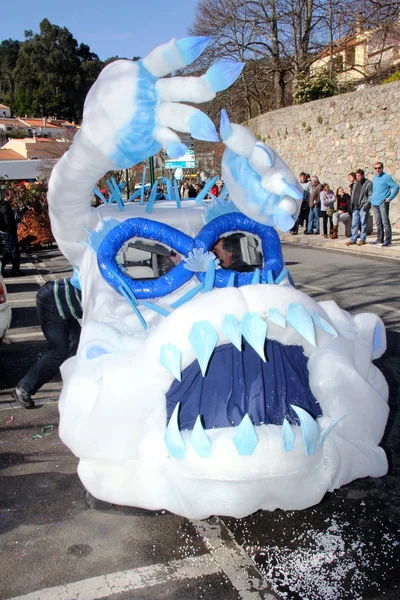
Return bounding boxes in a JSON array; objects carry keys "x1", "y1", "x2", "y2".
[
  {"x1": 192, "y1": 517, "x2": 274, "y2": 599},
  {"x1": 372, "y1": 302, "x2": 400, "y2": 316},
  {"x1": 7, "y1": 555, "x2": 220, "y2": 600},
  {"x1": 8, "y1": 298, "x2": 37, "y2": 305},
  {"x1": 6, "y1": 331, "x2": 44, "y2": 340},
  {"x1": 23, "y1": 260, "x2": 47, "y2": 286},
  {"x1": 297, "y1": 283, "x2": 331, "y2": 294}
]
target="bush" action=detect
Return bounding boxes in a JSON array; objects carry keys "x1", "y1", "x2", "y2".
[
  {"x1": 294, "y1": 69, "x2": 340, "y2": 104},
  {"x1": 383, "y1": 71, "x2": 400, "y2": 84}
]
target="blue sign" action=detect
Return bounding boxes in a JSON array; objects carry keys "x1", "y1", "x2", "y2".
[{"x1": 166, "y1": 160, "x2": 196, "y2": 169}]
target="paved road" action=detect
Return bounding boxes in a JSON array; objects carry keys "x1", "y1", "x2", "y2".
[{"x1": 0, "y1": 246, "x2": 399, "y2": 600}]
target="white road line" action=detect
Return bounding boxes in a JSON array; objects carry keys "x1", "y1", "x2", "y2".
[
  {"x1": 23, "y1": 260, "x2": 47, "y2": 286},
  {"x1": 8, "y1": 298, "x2": 37, "y2": 305},
  {"x1": 192, "y1": 517, "x2": 274, "y2": 599},
  {"x1": 372, "y1": 302, "x2": 400, "y2": 315},
  {"x1": 297, "y1": 283, "x2": 331, "y2": 294},
  {"x1": 6, "y1": 555, "x2": 219, "y2": 600},
  {"x1": 6, "y1": 331, "x2": 44, "y2": 340}
]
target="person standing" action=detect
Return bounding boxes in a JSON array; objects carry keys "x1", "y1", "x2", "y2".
[
  {"x1": 370, "y1": 162, "x2": 399, "y2": 247},
  {"x1": 12, "y1": 277, "x2": 82, "y2": 408},
  {"x1": 0, "y1": 188, "x2": 23, "y2": 276},
  {"x1": 291, "y1": 172, "x2": 311, "y2": 235},
  {"x1": 346, "y1": 169, "x2": 372, "y2": 247},
  {"x1": 305, "y1": 176, "x2": 322, "y2": 235},
  {"x1": 319, "y1": 183, "x2": 335, "y2": 238}
]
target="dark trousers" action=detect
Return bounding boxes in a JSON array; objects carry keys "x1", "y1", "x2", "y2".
[
  {"x1": 373, "y1": 202, "x2": 391, "y2": 243},
  {"x1": 19, "y1": 283, "x2": 81, "y2": 395},
  {"x1": 291, "y1": 201, "x2": 309, "y2": 233},
  {"x1": 0, "y1": 231, "x2": 20, "y2": 272},
  {"x1": 321, "y1": 211, "x2": 333, "y2": 236}
]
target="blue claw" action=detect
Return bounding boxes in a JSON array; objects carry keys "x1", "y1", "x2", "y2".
[
  {"x1": 145, "y1": 181, "x2": 160, "y2": 214},
  {"x1": 282, "y1": 181, "x2": 303, "y2": 201},
  {"x1": 268, "y1": 308, "x2": 286, "y2": 328},
  {"x1": 232, "y1": 414, "x2": 259, "y2": 455},
  {"x1": 319, "y1": 416, "x2": 345, "y2": 446},
  {"x1": 220, "y1": 109, "x2": 233, "y2": 141},
  {"x1": 165, "y1": 403, "x2": 186, "y2": 459},
  {"x1": 167, "y1": 142, "x2": 187, "y2": 159},
  {"x1": 251, "y1": 268, "x2": 260, "y2": 284},
  {"x1": 206, "y1": 61, "x2": 245, "y2": 92},
  {"x1": 176, "y1": 36, "x2": 211, "y2": 65},
  {"x1": 273, "y1": 207, "x2": 296, "y2": 232},
  {"x1": 190, "y1": 416, "x2": 212, "y2": 458},
  {"x1": 189, "y1": 111, "x2": 219, "y2": 142},
  {"x1": 291, "y1": 405, "x2": 319, "y2": 456}
]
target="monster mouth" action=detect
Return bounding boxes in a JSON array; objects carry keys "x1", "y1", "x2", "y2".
[{"x1": 166, "y1": 340, "x2": 322, "y2": 431}]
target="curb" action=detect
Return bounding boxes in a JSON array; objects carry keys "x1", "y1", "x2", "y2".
[{"x1": 279, "y1": 233, "x2": 400, "y2": 261}]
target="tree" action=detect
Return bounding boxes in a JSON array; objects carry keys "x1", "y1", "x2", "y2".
[
  {"x1": 0, "y1": 39, "x2": 21, "y2": 105},
  {"x1": 12, "y1": 19, "x2": 103, "y2": 120}
]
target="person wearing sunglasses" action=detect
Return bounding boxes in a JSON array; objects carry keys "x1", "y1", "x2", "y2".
[{"x1": 370, "y1": 162, "x2": 399, "y2": 247}]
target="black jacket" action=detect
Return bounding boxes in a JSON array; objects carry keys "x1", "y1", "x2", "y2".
[{"x1": 0, "y1": 200, "x2": 17, "y2": 235}]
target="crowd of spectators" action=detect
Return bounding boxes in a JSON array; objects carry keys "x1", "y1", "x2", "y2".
[{"x1": 291, "y1": 162, "x2": 399, "y2": 247}]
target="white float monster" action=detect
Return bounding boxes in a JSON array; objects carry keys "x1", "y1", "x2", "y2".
[{"x1": 48, "y1": 37, "x2": 389, "y2": 519}]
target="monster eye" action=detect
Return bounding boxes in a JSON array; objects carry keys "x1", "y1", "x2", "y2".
[{"x1": 97, "y1": 213, "x2": 286, "y2": 303}]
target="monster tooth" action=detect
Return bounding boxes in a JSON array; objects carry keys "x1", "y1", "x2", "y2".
[
  {"x1": 312, "y1": 311, "x2": 338, "y2": 338},
  {"x1": 205, "y1": 61, "x2": 245, "y2": 93},
  {"x1": 251, "y1": 268, "x2": 260, "y2": 284},
  {"x1": 188, "y1": 321, "x2": 219, "y2": 376},
  {"x1": 220, "y1": 108, "x2": 233, "y2": 140},
  {"x1": 173, "y1": 179, "x2": 181, "y2": 209},
  {"x1": 268, "y1": 308, "x2": 286, "y2": 328},
  {"x1": 145, "y1": 181, "x2": 160, "y2": 214},
  {"x1": 171, "y1": 283, "x2": 204, "y2": 309},
  {"x1": 221, "y1": 314, "x2": 242, "y2": 351},
  {"x1": 159, "y1": 343, "x2": 182, "y2": 381},
  {"x1": 188, "y1": 110, "x2": 219, "y2": 142},
  {"x1": 267, "y1": 270, "x2": 274, "y2": 284},
  {"x1": 176, "y1": 36, "x2": 211, "y2": 66},
  {"x1": 274, "y1": 268, "x2": 289, "y2": 285},
  {"x1": 190, "y1": 416, "x2": 212, "y2": 457},
  {"x1": 287, "y1": 303, "x2": 316, "y2": 347},
  {"x1": 319, "y1": 416, "x2": 345, "y2": 446},
  {"x1": 240, "y1": 312, "x2": 267, "y2": 361},
  {"x1": 291, "y1": 405, "x2": 319, "y2": 456},
  {"x1": 232, "y1": 414, "x2": 259, "y2": 455},
  {"x1": 202, "y1": 259, "x2": 216, "y2": 292},
  {"x1": 164, "y1": 403, "x2": 186, "y2": 459},
  {"x1": 282, "y1": 418, "x2": 295, "y2": 452},
  {"x1": 227, "y1": 272, "x2": 236, "y2": 287}
]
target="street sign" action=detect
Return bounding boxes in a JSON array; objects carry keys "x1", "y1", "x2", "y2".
[{"x1": 165, "y1": 146, "x2": 196, "y2": 170}]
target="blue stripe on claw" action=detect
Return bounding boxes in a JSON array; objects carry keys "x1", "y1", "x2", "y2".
[
  {"x1": 189, "y1": 321, "x2": 219, "y2": 376},
  {"x1": 273, "y1": 207, "x2": 296, "y2": 232},
  {"x1": 176, "y1": 36, "x2": 211, "y2": 65},
  {"x1": 287, "y1": 303, "x2": 316, "y2": 347},
  {"x1": 282, "y1": 181, "x2": 303, "y2": 201},
  {"x1": 189, "y1": 111, "x2": 219, "y2": 142},
  {"x1": 160, "y1": 343, "x2": 182, "y2": 381},
  {"x1": 206, "y1": 61, "x2": 245, "y2": 92},
  {"x1": 282, "y1": 418, "x2": 295, "y2": 452},
  {"x1": 221, "y1": 314, "x2": 242, "y2": 351}
]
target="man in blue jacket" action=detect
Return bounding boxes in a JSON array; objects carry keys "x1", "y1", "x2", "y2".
[{"x1": 370, "y1": 162, "x2": 399, "y2": 247}]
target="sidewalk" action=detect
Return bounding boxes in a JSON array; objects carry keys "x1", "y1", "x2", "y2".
[{"x1": 279, "y1": 228, "x2": 400, "y2": 261}]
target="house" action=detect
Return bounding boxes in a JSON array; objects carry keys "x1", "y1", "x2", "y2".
[
  {"x1": 310, "y1": 21, "x2": 400, "y2": 83},
  {"x1": 1, "y1": 137, "x2": 62, "y2": 160},
  {"x1": 17, "y1": 117, "x2": 68, "y2": 138},
  {"x1": 0, "y1": 137, "x2": 60, "y2": 181},
  {"x1": 0, "y1": 104, "x2": 11, "y2": 118},
  {"x1": 0, "y1": 118, "x2": 25, "y2": 134}
]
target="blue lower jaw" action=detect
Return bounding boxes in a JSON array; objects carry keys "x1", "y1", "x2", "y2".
[{"x1": 166, "y1": 340, "x2": 322, "y2": 430}]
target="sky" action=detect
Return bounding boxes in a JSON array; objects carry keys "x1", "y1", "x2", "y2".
[{"x1": 2, "y1": 0, "x2": 198, "y2": 60}]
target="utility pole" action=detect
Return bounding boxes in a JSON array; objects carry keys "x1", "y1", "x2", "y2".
[{"x1": 149, "y1": 156, "x2": 155, "y2": 185}]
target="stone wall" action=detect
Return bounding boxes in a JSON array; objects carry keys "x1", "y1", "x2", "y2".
[{"x1": 246, "y1": 80, "x2": 400, "y2": 229}]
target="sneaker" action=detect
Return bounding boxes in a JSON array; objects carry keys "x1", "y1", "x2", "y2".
[
  {"x1": 11, "y1": 386, "x2": 34, "y2": 409},
  {"x1": 345, "y1": 241, "x2": 357, "y2": 246},
  {"x1": 370, "y1": 240, "x2": 383, "y2": 246},
  {"x1": 357, "y1": 240, "x2": 366, "y2": 246},
  {"x1": 382, "y1": 241, "x2": 391, "y2": 247}
]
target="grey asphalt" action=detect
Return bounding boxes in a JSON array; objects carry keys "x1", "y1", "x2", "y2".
[{"x1": 0, "y1": 245, "x2": 399, "y2": 600}]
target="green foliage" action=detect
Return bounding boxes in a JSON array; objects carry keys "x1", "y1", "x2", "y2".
[
  {"x1": 0, "y1": 38, "x2": 21, "y2": 105},
  {"x1": 383, "y1": 70, "x2": 400, "y2": 84},
  {"x1": 11, "y1": 19, "x2": 104, "y2": 120},
  {"x1": 317, "y1": 115, "x2": 323, "y2": 124},
  {"x1": 7, "y1": 181, "x2": 48, "y2": 212},
  {"x1": 294, "y1": 70, "x2": 339, "y2": 104},
  {"x1": 4, "y1": 128, "x2": 28, "y2": 138}
]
